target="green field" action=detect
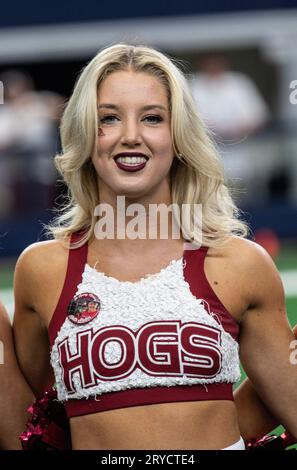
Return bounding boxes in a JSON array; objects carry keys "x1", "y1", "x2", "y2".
[{"x1": 0, "y1": 261, "x2": 13, "y2": 290}]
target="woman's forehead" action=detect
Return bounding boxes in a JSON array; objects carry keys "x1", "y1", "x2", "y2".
[{"x1": 97, "y1": 71, "x2": 169, "y2": 106}]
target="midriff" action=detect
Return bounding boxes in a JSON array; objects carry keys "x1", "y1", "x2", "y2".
[{"x1": 70, "y1": 399, "x2": 240, "y2": 450}]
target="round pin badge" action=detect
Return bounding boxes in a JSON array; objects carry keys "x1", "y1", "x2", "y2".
[{"x1": 67, "y1": 293, "x2": 101, "y2": 325}]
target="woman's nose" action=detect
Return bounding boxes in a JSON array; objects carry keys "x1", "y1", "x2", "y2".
[{"x1": 121, "y1": 120, "x2": 142, "y2": 145}]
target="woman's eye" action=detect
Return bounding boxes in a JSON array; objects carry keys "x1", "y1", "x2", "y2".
[
  {"x1": 98, "y1": 115, "x2": 163, "y2": 124},
  {"x1": 99, "y1": 115, "x2": 119, "y2": 124},
  {"x1": 144, "y1": 115, "x2": 163, "y2": 123}
]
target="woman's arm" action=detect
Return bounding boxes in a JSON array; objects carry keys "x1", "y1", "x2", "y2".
[
  {"x1": 234, "y1": 324, "x2": 297, "y2": 440},
  {"x1": 234, "y1": 376, "x2": 280, "y2": 440},
  {"x1": 238, "y1": 241, "x2": 297, "y2": 439},
  {"x1": 0, "y1": 302, "x2": 34, "y2": 449},
  {"x1": 12, "y1": 244, "x2": 54, "y2": 398}
]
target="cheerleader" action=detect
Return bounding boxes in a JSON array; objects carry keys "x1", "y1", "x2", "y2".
[{"x1": 10, "y1": 43, "x2": 297, "y2": 450}]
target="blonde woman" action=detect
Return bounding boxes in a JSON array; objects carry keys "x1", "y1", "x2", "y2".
[{"x1": 12, "y1": 43, "x2": 297, "y2": 450}]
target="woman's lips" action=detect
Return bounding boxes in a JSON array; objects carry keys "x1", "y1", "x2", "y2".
[{"x1": 114, "y1": 159, "x2": 148, "y2": 172}]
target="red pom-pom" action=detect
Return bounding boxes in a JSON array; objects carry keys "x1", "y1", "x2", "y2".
[{"x1": 20, "y1": 387, "x2": 71, "y2": 450}]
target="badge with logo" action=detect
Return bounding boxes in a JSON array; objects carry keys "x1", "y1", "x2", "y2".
[{"x1": 67, "y1": 293, "x2": 101, "y2": 325}]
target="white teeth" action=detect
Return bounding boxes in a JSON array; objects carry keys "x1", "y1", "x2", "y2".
[{"x1": 117, "y1": 156, "x2": 147, "y2": 165}]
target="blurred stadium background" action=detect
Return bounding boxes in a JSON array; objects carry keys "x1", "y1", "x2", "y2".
[{"x1": 0, "y1": 0, "x2": 297, "y2": 445}]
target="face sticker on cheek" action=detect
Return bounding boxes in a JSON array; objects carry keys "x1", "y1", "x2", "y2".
[{"x1": 98, "y1": 127, "x2": 105, "y2": 137}]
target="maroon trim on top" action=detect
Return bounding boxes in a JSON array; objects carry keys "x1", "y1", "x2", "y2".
[
  {"x1": 48, "y1": 233, "x2": 88, "y2": 346},
  {"x1": 65, "y1": 383, "x2": 233, "y2": 418},
  {"x1": 183, "y1": 247, "x2": 240, "y2": 341}
]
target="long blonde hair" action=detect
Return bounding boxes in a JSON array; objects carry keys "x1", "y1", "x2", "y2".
[{"x1": 47, "y1": 42, "x2": 249, "y2": 247}]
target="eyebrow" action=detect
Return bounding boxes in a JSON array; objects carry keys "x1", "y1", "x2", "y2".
[{"x1": 97, "y1": 104, "x2": 167, "y2": 112}]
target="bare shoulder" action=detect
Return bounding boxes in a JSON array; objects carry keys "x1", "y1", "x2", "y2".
[
  {"x1": 17, "y1": 238, "x2": 69, "y2": 267},
  {"x1": 15, "y1": 238, "x2": 69, "y2": 281},
  {"x1": 14, "y1": 239, "x2": 70, "y2": 316},
  {"x1": 209, "y1": 235, "x2": 278, "y2": 272},
  {"x1": 210, "y1": 236, "x2": 284, "y2": 309}
]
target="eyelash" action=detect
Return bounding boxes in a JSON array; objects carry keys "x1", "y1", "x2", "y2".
[{"x1": 99, "y1": 115, "x2": 163, "y2": 125}]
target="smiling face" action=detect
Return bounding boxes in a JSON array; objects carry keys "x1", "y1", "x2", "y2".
[
  {"x1": 93, "y1": 70, "x2": 175, "y2": 203},
  {"x1": 87, "y1": 301, "x2": 98, "y2": 313}
]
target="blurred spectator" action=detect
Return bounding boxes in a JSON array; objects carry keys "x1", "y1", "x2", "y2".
[
  {"x1": 0, "y1": 70, "x2": 64, "y2": 217},
  {"x1": 188, "y1": 54, "x2": 270, "y2": 205},
  {"x1": 189, "y1": 54, "x2": 269, "y2": 141}
]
